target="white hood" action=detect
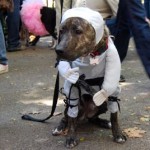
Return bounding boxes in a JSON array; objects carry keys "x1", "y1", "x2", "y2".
[{"x1": 61, "y1": 7, "x2": 104, "y2": 44}]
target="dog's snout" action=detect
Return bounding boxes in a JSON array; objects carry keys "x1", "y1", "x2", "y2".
[{"x1": 55, "y1": 45, "x2": 64, "y2": 55}]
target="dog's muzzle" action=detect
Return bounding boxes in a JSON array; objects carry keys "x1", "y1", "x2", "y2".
[
  {"x1": 55, "y1": 45, "x2": 74, "y2": 61},
  {"x1": 55, "y1": 45, "x2": 64, "y2": 55}
]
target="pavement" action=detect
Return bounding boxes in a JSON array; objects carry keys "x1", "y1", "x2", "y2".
[{"x1": 0, "y1": 37, "x2": 150, "y2": 150}]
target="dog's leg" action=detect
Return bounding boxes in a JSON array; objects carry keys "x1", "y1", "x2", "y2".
[
  {"x1": 110, "y1": 112, "x2": 127, "y2": 143},
  {"x1": 89, "y1": 117, "x2": 111, "y2": 129},
  {"x1": 65, "y1": 116, "x2": 78, "y2": 148},
  {"x1": 52, "y1": 116, "x2": 68, "y2": 136},
  {"x1": 88, "y1": 102, "x2": 111, "y2": 129},
  {"x1": 107, "y1": 97, "x2": 127, "y2": 143},
  {"x1": 52, "y1": 108, "x2": 68, "y2": 136}
]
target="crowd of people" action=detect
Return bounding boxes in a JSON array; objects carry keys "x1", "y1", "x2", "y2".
[{"x1": 0, "y1": 0, "x2": 150, "y2": 78}]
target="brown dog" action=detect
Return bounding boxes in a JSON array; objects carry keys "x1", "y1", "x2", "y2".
[{"x1": 54, "y1": 8, "x2": 126, "y2": 148}]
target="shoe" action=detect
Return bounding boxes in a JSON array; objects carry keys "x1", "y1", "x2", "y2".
[
  {"x1": 7, "y1": 44, "x2": 26, "y2": 52},
  {"x1": 0, "y1": 64, "x2": 8, "y2": 74},
  {"x1": 119, "y1": 75, "x2": 126, "y2": 82}
]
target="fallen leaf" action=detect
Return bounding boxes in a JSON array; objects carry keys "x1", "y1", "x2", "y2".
[
  {"x1": 123, "y1": 127, "x2": 146, "y2": 138},
  {"x1": 130, "y1": 113, "x2": 136, "y2": 116},
  {"x1": 53, "y1": 112, "x2": 62, "y2": 116},
  {"x1": 145, "y1": 106, "x2": 150, "y2": 111},
  {"x1": 28, "y1": 111, "x2": 41, "y2": 114},
  {"x1": 133, "y1": 121, "x2": 141, "y2": 125},
  {"x1": 143, "y1": 115, "x2": 149, "y2": 118},
  {"x1": 20, "y1": 110, "x2": 41, "y2": 115},
  {"x1": 140, "y1": 117, "x2": 149, "y2": 122},
  {"x1": 80, "y1": 137, "x2": 85, "y2": 142},
  {"x1": 140, "y1": 115, "x2": 150, "y2": 122}
]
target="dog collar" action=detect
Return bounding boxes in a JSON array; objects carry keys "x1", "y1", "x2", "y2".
[{"x1": 90, "y1": 37, "x2": 108, "y2": 58}]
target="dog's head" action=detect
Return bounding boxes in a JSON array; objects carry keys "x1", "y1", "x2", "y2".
[{"x1": 55, "y1": 7, "x2": 104, "y2": 61}]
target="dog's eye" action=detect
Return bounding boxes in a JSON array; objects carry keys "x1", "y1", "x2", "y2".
[
  {"x1": 59, "y1": 26, "x2": 66, "y2": 35},
  {"x1": 75, "y1": 29, "x2": 82, "y2": 34}
]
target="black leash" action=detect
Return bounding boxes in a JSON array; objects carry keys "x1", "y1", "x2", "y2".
[
  {"x1": 21, "y1": 72, "x2": 59, "y2": 122},
  {"x1": 21, "y1": 0, "x2": 65, "y2": 122}
]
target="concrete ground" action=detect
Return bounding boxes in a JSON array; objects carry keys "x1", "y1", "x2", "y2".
[{"x1": 0, "y1": 38, "x2": 150, "y2": 150}]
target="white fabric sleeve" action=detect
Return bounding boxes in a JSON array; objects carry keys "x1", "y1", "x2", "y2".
[
  {"x1": 58, "y1": 61, "x2": 79, "y2": 84},
  {"x1": 107, "y1": 101, "x2": 119, "y2": 113},
  {"x1": 93, "y1": 89, "x2": 108, "y2": 106},
  {"x1": 102, "y1": 37, "x2": 121, "y2": 96},
  {"x1": 58, "y1": 61, "x2": 71, "y2": 77}
]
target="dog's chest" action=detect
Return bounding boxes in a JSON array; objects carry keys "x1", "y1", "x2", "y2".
[{"x1": 72, "y1": 53, "x2": 106, "y2": 78}]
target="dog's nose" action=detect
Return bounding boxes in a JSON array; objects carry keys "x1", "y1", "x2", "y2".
[{"x1": 55, "y1": 45, "x2": 64, "y2": 55}]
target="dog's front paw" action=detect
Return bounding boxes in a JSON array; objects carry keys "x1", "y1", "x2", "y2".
[
  {"x1": 52, "y1": 127, "x2": 63, "y2": 136},
  {"x1": 113, "y1": 133, "x2": 127, "y2": 144},
  {"x1": 65, "y1": 136, "x2": 78, "y2": 148}
]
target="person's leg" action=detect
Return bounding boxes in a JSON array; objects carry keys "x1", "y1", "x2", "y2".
[
  {"x1": 144, "y1": 0, "x2": 150, "y2": 19},
  {"x1": 0, "y1": 21, "x2": 8, "y2": 65},
  {"x1": 105, "y1": 17, "x2": 116, "y2": 35},
  {"x1": 6, "y1": 0, "x2": 21, "y2": 51},
  {"x1": 112, "y1": 0, "x2": 131, "y2": 63},
  {"x1": 106, "y1": 0, "x2": 131, "y2": 82},
  {"x1": 0, "y1": 20, "x2": 8, "y2": 74},
  {"x1": 125, "y1": 0, "x2": 150, "y2": 78}
]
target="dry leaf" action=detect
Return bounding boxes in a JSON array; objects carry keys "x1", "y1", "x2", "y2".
[
  {"x1": 133, "y1": 121, "x2": 141, "y2": 125},
  {"x1": 130, "y1": 113, "x2": 136, "y2": 116},
  {"x1": 145, "y1": 106, "x2": 150, "y2": 111},
  {"x1": 80, "y1": 137, "x2": 85, "y2": 142},
  {"x1": 28, "y1": 111, "x2": 41, "y2": 115},
  {"x1": 140, "y1": 117, "x2": 149, "y2": 122},
  {"x1": 123, "y1": 127, "x2": 146, "y2": 138},
  {"x1": 53, "y1": 112, "x2": 62, "y2": 116},
  {"x1": 140, "y1": 115, "x2": 149, "y2": 122}
]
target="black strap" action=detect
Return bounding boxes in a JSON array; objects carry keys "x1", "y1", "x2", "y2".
[
  {"x1": 60, "y1": 0, "x2": 63, "y2": 21},
  {"x1": 21, "y1": 72, "x2": 60, "y2": 122},
  {"x1": 65, "y1": 83, "x2": 81, "y2": 108},
  {"x1": 76, "y1": 74, "x2": 102, "y2": 96},
  {"x1": 70, "y1": 0, "x2": 72, "y2": 8},
  {"x1": 108, "y1": 96, "x2": 121, "y2": 112}
]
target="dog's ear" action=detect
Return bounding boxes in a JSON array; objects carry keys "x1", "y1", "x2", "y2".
[{"x1": 40, "y1": 7, "x2": 57, "y2": 39}]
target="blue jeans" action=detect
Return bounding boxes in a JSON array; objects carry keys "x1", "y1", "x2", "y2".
[
  {"x1": 106, "y1": 0, "x2": 131, "y2": 63},
  {"x1": 115, "y1": 0, "x2": 150, "y2": 78},
  {"x1": 6, "y1": 0, "x2": 21, "y2": 49},
  {"x1": 144, "y1": 0, "x2": 150, "y2": 19},
  {"x1": 105, "y1": 17, "x2": 117, "y2": 36},
  {"x1": 0, "y1": 19, "x2": 8, "y2": 65}
]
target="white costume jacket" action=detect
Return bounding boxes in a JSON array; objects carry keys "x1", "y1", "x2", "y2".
[{"x1": 58, "y1": 37, "x2": 121, "y2": 117}]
